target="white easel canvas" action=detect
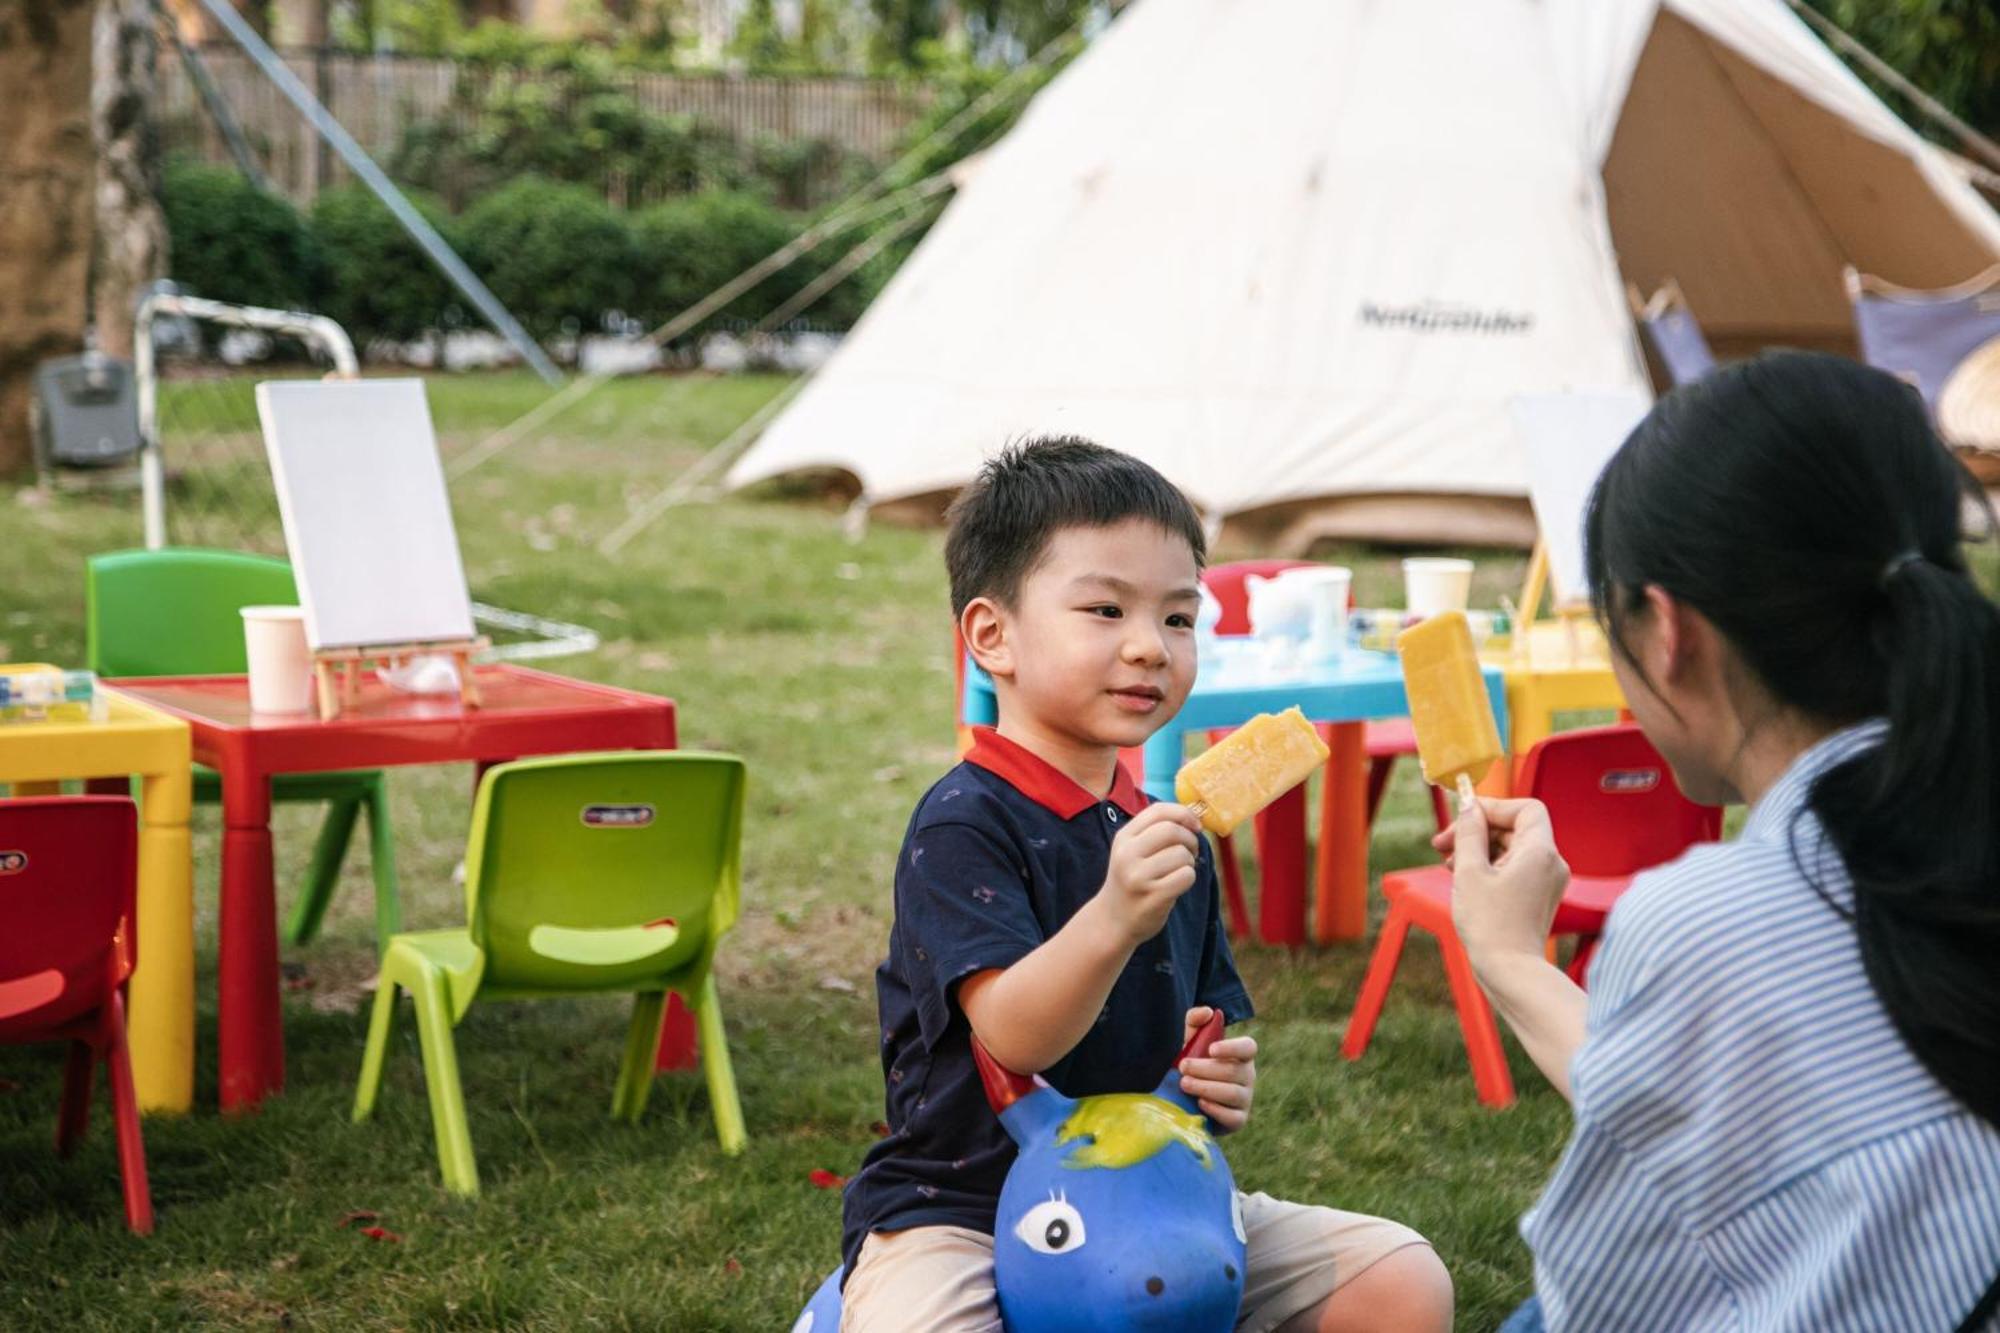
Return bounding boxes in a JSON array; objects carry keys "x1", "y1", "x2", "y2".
[
  {"x1": 257, "y1": 378, "x2": 476, "y2": 652},
  {"x1": 1508, "y1": 389, "x2": 1654, "y2": 607}
]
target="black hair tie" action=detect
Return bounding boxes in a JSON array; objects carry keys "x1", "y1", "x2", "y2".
[{"x1": 1879, "y1": 550, "x2": 1926, "y2": 589}]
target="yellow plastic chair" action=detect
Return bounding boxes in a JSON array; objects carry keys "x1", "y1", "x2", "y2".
[{"x1": 353, "y1": 751, "x2": 748, "y2": 1195}]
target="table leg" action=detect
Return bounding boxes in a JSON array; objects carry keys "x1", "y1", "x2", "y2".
[
  {"x1": 1253, "y1": 791, "x2": 1308, "y2": 947},
  {"x1": 1312, "y1": 722, "x2": 1368, "y2": 944},
  {"x1": 654, "y1": 994, "x2": 699, "y2": 1072},
  {"x1": 129, "y1": 770, "x2": 194, "y2": 1113},
  {"x1": 219, "y1": 769, "x2": 281, "y2": 1112},
  {"x1": 1140, "y1": 723, "x2": 1184, "y2": 803},
  {"x1": 1506, "y1": 680, "x2": 1556, "y2": 791}
]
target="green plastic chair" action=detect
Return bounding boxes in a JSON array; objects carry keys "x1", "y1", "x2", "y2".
[
  {"x1": 353, "y1": 751, "x2": 748, "y2": 1195},
  {"x1": 85, "y1": 548, "x2": 401, "y2": 951}
]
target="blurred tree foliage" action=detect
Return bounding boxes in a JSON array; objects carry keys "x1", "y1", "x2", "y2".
[
  {"x1": 390, "y1": 41, "x2": 870, "y2": 210},
  {"x1": 332, "y1": 0, "x2": 1110, "y2": 73},
  {"x1": 1802, "y1": 0, "x2": 2000, "y2": 137},
  {"x1": 326, "y1": 0, "x2": 1996, "y2": 137}
]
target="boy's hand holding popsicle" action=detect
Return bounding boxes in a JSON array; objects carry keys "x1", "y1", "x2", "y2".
[
  {"x1": 1124, "y1": 706, "x2": 1332, "y2": 942},
  {"x1": 1098, "y1": 803, "x2": 1206, "y2": 947}
]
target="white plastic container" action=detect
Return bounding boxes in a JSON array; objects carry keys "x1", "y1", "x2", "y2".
[
  {"x1": 240, "y1": 606, "x2": 315, "y2": 714},
  {"x1": 1402, "y1": 558, "x2": 1475, "y2": 617}
]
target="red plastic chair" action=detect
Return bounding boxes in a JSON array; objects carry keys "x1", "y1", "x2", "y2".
[
  {"x1": 0, "y1": 796, "x2": 153, "y2": 1233},
  {"x1": 1200, "y1": 560, "x2": 1448, "y2": 937},
  {"x1": 1340, "y1": 724, "x2": 1720, "y2": 1107}
]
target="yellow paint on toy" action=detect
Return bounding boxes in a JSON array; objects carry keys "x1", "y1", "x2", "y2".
[{"x1": 1056, "y1": 1094, "x2": 1213, "y2": 1171}]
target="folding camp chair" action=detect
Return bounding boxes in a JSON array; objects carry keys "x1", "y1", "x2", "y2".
[
  {"x1": 1629, "y1": 280, "x2": 1717, "y2": 387},
  {"x1": 1847, "y1": 264, "x2": 2000, "y2": 481}
]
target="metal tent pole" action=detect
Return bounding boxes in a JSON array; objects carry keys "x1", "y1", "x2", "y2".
[{"x1": 192, "y1": 0, "x2": 563, "y2": 385}]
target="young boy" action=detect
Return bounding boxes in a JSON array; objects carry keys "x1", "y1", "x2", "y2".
[{"x1": 838, "y1": 439, "x2": 1453, "y2": 1332}]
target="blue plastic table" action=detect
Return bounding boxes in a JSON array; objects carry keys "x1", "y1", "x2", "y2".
[{"x1": 964, "y1": 648, "x2": 1507, "y2": 944}]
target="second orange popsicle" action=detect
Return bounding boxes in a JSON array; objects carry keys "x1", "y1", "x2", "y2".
[{"x1": 1396, "y1": 610, "x2": 1503, "y2": 807}]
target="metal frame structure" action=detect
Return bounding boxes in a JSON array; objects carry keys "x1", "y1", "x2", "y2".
[
  {"x1": 131, "y1": 289, "x2": 597, "y2": 662},
  {"x1": 135, "y1": 285, "x2": 356, "y2": 551}
]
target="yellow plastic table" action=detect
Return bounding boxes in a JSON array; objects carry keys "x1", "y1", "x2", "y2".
[
  {"x1": 1482, "y1": 619, "x2": 1626, "y2": 791},
  {"x1": 0, "y1": 692, "x2": 194, "y2": 1112}
]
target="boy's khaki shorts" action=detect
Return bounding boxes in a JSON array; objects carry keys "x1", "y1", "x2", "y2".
[{"x1": 838, "y1": 1191, "x2": 1430, "y2": 1333}]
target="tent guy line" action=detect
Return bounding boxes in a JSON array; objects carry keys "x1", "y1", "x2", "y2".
[{"x1": 447, "y1": 21, "x2": 1090, "y2": 482}]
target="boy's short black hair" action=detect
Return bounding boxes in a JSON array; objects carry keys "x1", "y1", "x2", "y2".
[{"x1": 943, "y1": 436, "x2": 1208, "y2": 617}]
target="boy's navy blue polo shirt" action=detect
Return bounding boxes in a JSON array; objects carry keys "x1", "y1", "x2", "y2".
[{"x1": 840, "y1": 727, "x2": 1253, "y2": 1276}]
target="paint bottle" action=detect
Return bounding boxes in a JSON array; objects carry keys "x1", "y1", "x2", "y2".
[{"x1": 0, "y1": 669, "x2": 102, "y2": 723}]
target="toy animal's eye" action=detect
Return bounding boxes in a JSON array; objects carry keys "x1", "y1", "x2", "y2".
[
  {"x1": 1015, "y1": 1198, "x2": 1087, "y2": 1254},
  {"x1": 1230, "y1": 1192, "x2": 1247, "y2": 1244}
]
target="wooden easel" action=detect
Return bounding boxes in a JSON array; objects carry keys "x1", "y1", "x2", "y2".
[
  {"x1": 1511, "y1": 541, "x2": 1593, "y2": 668},
  {"x1": 311, "y1": 637, "x2": 490, "y2": 722}
]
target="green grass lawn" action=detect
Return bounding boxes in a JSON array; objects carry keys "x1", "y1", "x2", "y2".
[{"x1": 0, "y1": 371, "x2": 1570, "y2": 1329}]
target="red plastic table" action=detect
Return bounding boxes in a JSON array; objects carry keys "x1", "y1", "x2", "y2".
[{"x1": 104, "y1": 665, "x2": 678, "y2": 1113}]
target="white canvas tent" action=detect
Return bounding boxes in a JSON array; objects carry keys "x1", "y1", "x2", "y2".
[{"x1": 725, "y1": 0, "x2": 2000, "y2": 547}]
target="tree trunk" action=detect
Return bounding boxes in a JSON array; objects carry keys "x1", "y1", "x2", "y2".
[
  {"x1": 0, "y1": 0, "x2": 97, "y2": 476},
  {"x1": 92, "y1": 0, "x2": 170, "y2": 362}
]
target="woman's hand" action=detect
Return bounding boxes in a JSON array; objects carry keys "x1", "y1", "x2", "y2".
[
  {"x1": 1434, "y1": 796, "x2": 1589, "y2": 1101},
  {"x1": 1433, "y1": 796, "x2": 1571, "y2": 979},
  {"x1": 1177, "y1": 1005, "x2": 1256, "y2": 1133}
]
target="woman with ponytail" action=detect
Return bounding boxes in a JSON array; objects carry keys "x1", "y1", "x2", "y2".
[{"x1": 1439, "y1": 352, "x2": 2000, "y2": 1332}]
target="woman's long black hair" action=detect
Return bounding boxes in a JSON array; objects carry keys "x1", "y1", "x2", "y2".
[{"x1": 1584, "y1": 350, "x2": 2000, "y2": 1132}]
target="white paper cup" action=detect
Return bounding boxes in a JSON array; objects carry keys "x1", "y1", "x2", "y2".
[
  {"x1": 241, "y1": 606, "x2": 314, "y2": 714},
  {"x1": 1403, "y1": 558, "x2": 1475, "y2": 617},
  {"x1": 1291, "y1": 566, "x2": 1352, "y2": 659}
]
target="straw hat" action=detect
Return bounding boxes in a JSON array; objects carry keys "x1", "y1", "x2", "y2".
[{"x1": 1937, "y1": 336, "x2": 2000, "y2": 483}]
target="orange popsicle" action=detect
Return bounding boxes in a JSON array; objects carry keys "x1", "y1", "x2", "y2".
[
  {"x1": 1396, "y1": 610, "x2": 1503, "y2": 806},
  {"x1": 1175, "y1": 705, "x2": 1331, "y2": 836}
]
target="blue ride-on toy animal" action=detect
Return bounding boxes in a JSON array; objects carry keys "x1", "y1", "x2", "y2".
[{"x1": 794, "y1": 1011, "x2": 1245, "y2": 1331}]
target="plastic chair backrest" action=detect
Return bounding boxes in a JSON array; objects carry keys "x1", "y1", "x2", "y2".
[
  {"x1": 466, "y1": 752, "x2": 745, "y2": 992},
  {"x1": 1849, "y1": 266, "x2": 2000, "y2": 412},
  {"x1": 86, "y1": 547, "x2": 297, "y2": 677},
  {"x1": 0, "y1": 797, "x2": 138, "y2": 1034},
  {"x1": 1519, "y1": 724, "x2": 1720, "y2": 879},
  {"x1": 1201, "y1": 560, "x2": 1320, "y2": 637}
]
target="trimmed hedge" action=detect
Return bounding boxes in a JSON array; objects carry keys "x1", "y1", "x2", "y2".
[
  {"x1": 308, "y1": 185, "x2": 460, "y2": 345},
  {"x1": 456, "y1": 177, "x2": 637, "y2": 341},
  {"x1": 161, "y1": 163, "x2": 322, "y2": 311},
  {"x1": 162, "y1": 165, "x2": 902, "y2": 353},
  {"x1": 631, "y1": 190, "x2": 799, "y2": 331}
]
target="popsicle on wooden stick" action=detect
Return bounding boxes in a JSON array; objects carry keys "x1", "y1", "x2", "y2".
[
  {"x1": 1175, "y1": 705, "x2": 1330, "y2": 837},
  {"x1": 1396, "y1": 610, "x2": 1503, "y2": 808}
]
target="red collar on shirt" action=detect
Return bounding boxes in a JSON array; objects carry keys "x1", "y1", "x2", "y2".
[{"x1": 964, "y1": 727, "x2": 1148, "y2": 820}]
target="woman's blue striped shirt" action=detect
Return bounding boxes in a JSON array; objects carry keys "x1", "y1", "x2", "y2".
[{"x1": 1522, "y1": 721, "x2": 2000, "y2": 1331}]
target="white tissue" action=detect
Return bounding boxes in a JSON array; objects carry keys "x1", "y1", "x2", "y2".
[{"x1": 378, "y1": 654, "x2": 461, "y2": 695}]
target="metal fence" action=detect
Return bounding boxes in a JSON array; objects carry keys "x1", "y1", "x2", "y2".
[{"x1": 159, "y1": 45, "x2": 931, "y2": 209}]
